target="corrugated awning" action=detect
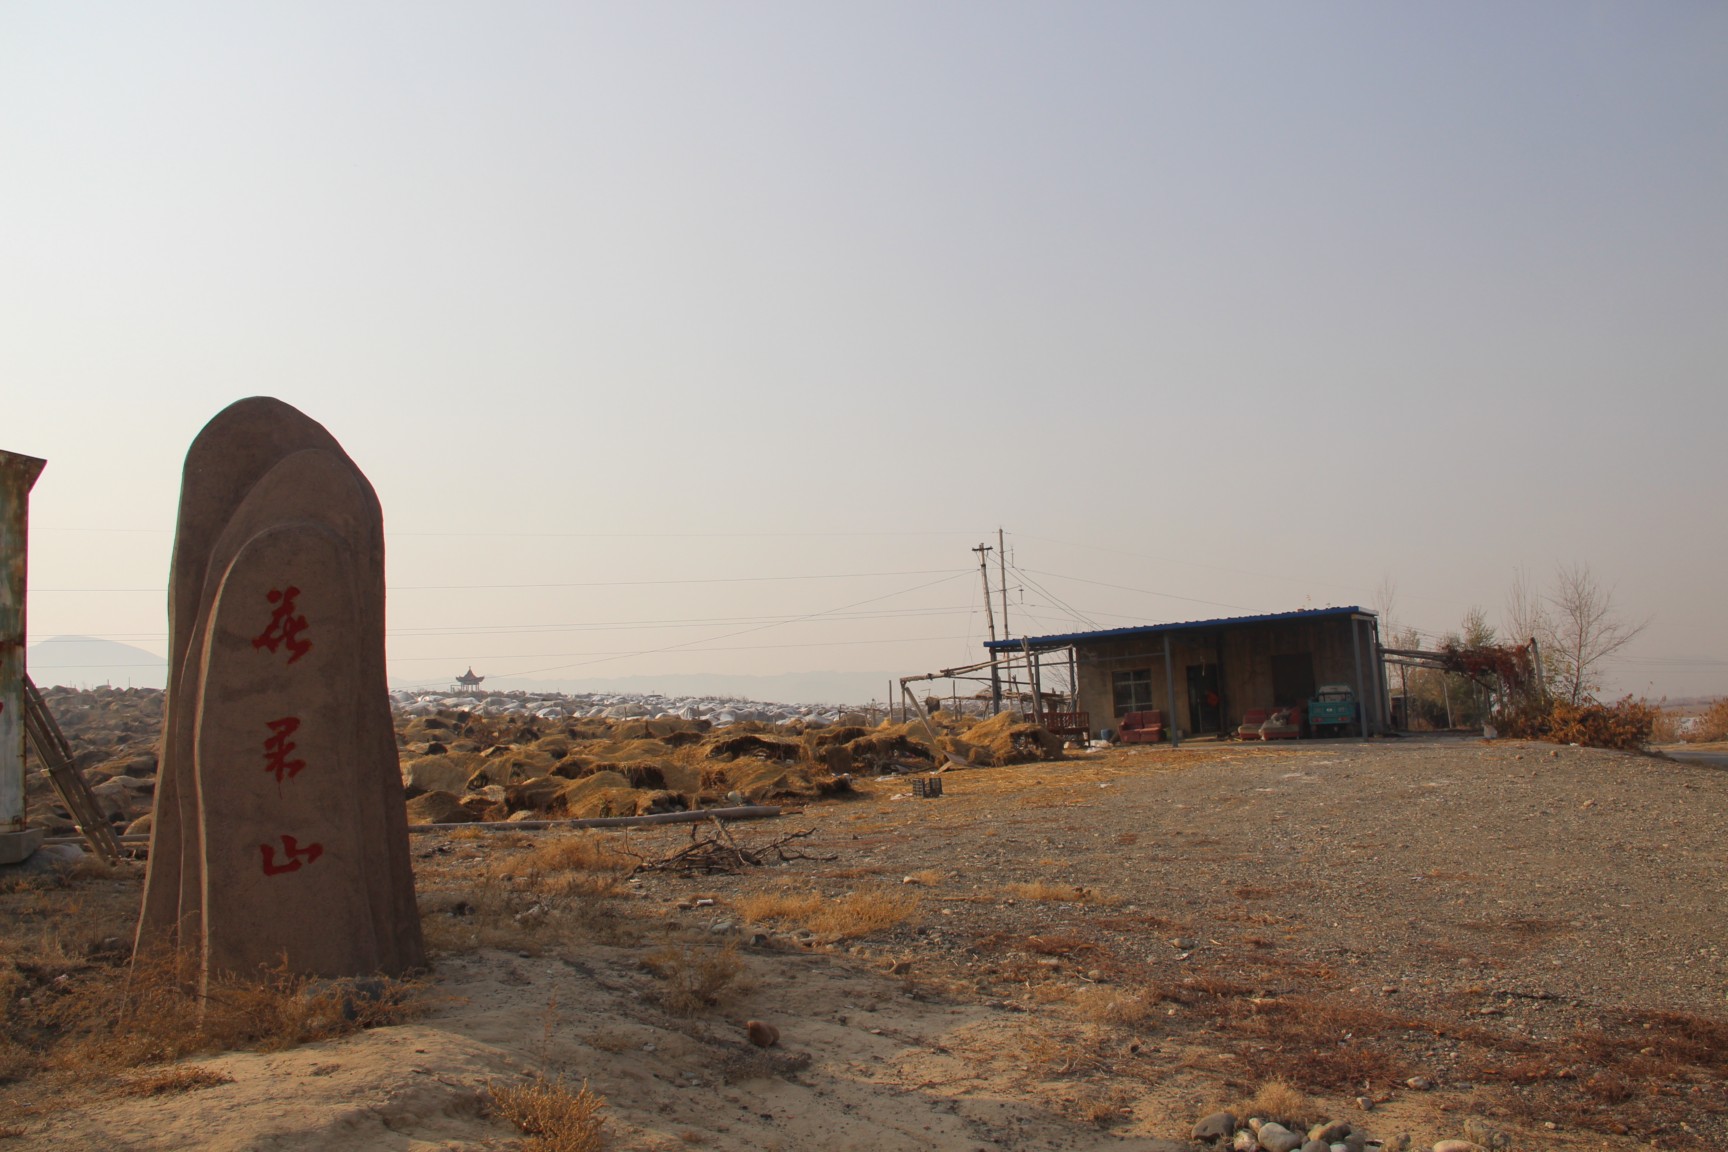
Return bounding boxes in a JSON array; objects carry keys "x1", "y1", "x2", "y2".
[{"x1": 983, "y1": 605, "x2": 1372, "y2": 653}]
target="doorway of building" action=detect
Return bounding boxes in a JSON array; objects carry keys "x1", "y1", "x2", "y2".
[
  {"x1": 1271, "y1": 652, "x2": 1316, "y2": 708},
  {"x1": 1186, "y1": 664, "x2": 1222, "y2": 734}
]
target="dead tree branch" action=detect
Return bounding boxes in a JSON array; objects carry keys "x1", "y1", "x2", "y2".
[{"x1": 624, "y1": 819, "x2": 834, "y2": 876}]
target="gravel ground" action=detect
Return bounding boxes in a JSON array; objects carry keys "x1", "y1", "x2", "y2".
[
  {"x1": 863, "y1": 736, "x2": 1728, "y2": 1028},
  {"x1": 641, "y1": 735, "x2": 1728, "y2": 1143}
]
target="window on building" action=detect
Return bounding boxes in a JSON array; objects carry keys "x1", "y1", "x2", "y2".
[{"x1": 1112, "y1": 668, "x2": 1154, "y2": 714}]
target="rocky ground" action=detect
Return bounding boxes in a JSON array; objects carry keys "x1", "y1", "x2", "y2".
[
  {"x1": 21, "y1": 686, "x2": 1058, "y2": 838},
  {"x1": 4, "y1": 692, "x2": 1725, "y2": 1149}
]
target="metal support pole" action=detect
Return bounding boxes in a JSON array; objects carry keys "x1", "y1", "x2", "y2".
[
  {"x1": 1399, "y1": 664, "x2": 1409, "y2": 730},
  {"x1": 1, "y1": 449, "x2": 48, "y2": 863},
  {"x1": 1372, "y1": 617, "x2": 1389, "y2": 734},
  {"x1": 974, "y1": 543, "x2": 1002, "y2": 713},
  {"x1": 1360, "y1": 613, "x2": 1386, "y2": 735},
  {"x1": 1349, "y1": 616, "x2": 1367, "y2": 739},
  {"x1": 1026, "y1": 644, "x2": 1043, "y2": 725},
  {"x1": 1163, "y1": 633, "x2": 1179, "y2": 748}
]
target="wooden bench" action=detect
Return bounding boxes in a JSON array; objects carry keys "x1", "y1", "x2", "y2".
[{"x1": 1038, "y1": 711, "x2": 1091, "y2": 742}]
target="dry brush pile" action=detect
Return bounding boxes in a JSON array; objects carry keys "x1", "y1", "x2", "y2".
[
  {"x1": 394, "y1": 706, "x2": 1065, "y2": 827},
  {"x1": 20, "y1": 688, "x2": 1067, "y2": 837}
]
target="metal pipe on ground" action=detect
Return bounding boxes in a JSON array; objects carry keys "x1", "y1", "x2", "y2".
[{"x1": 42, "y1": 804, "x2": 789, "y2": 847}]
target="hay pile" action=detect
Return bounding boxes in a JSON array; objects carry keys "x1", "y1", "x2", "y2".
[
  {"x1": 395, "y1": 706, "x2": 1066, "y2": 823},
  {"x1": 397, "y1": 710, "x2": 849, "y2": 822},
  {"x1": 24, "y1": 689, "x2": 1070, "y2": 833}
]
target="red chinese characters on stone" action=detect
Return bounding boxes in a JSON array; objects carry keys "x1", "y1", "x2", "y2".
[
  {"x1": 251, "y1": 585, "x2": 312, "y2": 664},
  {"x1": 260, "y1": 834, "x2": 323, "y2": 876},
  {"x1": 263, "y1": 716, "x2": 305, "y2": 782}
]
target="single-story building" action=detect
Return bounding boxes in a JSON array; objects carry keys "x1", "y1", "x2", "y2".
[{"x1": 983, "y1": 606, "x2": 1387, "y2": 742}]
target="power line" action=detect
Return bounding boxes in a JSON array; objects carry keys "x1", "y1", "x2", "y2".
[
  {"x1": 1007, "y1": 560, "x2": 1099, "y2": 630},
  {"x1": 32, "y1": 604, "x2": 979, "y2": 645},
  {"x1": 32, "y1": 527, "x2": 978, "y2": 539},
  {"x1": 33, "y1": 566, "x2": 970, "y2": 594},
  {"x1": 385, "y1": 633, "x2": 976, "y2": 663},
  {"x1": 496, "y1": 571, "x2": 970, "y2": 680},
  {"x1": 1019, "y1": 567, "x2": 1253, "y2": 614}
]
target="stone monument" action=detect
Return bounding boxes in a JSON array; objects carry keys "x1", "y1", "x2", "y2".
[{"x1": 135, "y1": 398, "x2": 423, "y2": 986}]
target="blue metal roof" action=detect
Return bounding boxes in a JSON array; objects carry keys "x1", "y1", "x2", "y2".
[{"x1": 983, "y1": 605, "x2": 1371, "y2": 653}]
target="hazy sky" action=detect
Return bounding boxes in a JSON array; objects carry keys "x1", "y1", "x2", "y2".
[{"x1": 5, "y1": 3, "x2": 1725, "y2": 700}]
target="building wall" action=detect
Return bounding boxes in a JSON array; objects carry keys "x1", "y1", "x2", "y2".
[{"x1": 1070, "y1": 615, "x2": 1384, "y2": 739}]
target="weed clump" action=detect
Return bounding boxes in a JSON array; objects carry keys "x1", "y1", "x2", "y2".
[
  {"x1": 1237, "y1": 1077, "x2": 1310, "y2": 1127},
  {"x1": 18, "y1": 950, "x2": 425, "y2": 1071},
  {"x1": 641, "y1": 943, "x2": 743, "y2": 1016},
  {"x1": 733, "y1": 885, "x2": 918, "y2": 939},
  {"x1": 487, "y1": 1075, "x2": 607, "y2": 1152},
  {"x1": 1005, "y1": 881, "x2": 1109, "y2": 904}
]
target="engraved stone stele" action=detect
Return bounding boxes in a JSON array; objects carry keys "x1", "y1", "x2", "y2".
[{"x1": 135, "y1": 398, "x2": 423, "y2": 987}]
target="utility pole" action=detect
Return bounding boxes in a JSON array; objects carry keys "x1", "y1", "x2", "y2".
[
  {"x1": 974, "y1": 543, "x2": 1002, "y2": 713},
  {"x1": 997, "y1": 527, "x2": 1010, "y2": 642}
]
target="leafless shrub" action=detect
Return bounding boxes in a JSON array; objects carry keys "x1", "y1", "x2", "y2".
[
  {"x1": 641, "y1": 943, "x2": 743, "y2": 1016},
  {"x1": 487, "y1": 1075, "x2": 607, "y2": 1152}
]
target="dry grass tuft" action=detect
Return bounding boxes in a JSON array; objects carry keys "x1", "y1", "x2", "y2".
[
  {"x1": 27, "y1": 950, "x2": 427, "y2": 1072},
  {"x1": 118, "y1": 1064, "x2": 234, "y2": 1096},
  {"x1": 503, "y1": 832, "x2": 634, "y2": 903},
  {"x1": 733, "y1": 885, "x2": 918, "y2": 939},
  {"x1": 732, "y1": 888, "x2": 823, "y2": 925},
  {"x1": 417, "y1": 832, "x2": 636, "y2": 955},
  {"x1": 1071, "y1": 986, "x2": 1160, "y2": 1027},
  {"x1": 1004, "y1": 881, "x2": 1109, "y2": 904},
  {"x1": 488, "y1": 1075, "x2": 607, "y2": 1152},
  {"x1": 1060, "y1": 1082, "x2": 1134, "y2": 1126},
  {"x1": 1022, "y1": 934, "x2": 1102, "y2": 957},
  {"x1": 641, "y1": 943, "x2": 743, "y2": 1016},
  {"x1": 516, "y1": 833, "x2": 633, "y2": 879},
  {"x1": 1238, "y1": 1077, "x2": 1310, "y2": 1126}
]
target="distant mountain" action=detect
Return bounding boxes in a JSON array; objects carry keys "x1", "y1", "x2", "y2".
[
  {"x1": 389, "y1": 670, "x2": 898, "y2": 708},
  {"x1": 27, "y1": 636, "x2": 168, "y2": 690}
]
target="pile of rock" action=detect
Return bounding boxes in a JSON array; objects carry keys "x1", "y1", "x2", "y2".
[
  {"x1": 1192, "y1": 1113, "x2": 1388, "y2": 1151},
  {"x1": 24, "y1": 685, "x2": 1068, "y2": 835},
  {"x1": 23, "y1": 686, "x2": 163, "y2": 836},
  {"x1": 1191, "y1": 1110, "x2": 1501, "y2": 1152}
]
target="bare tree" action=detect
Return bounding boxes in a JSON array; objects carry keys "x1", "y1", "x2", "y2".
[
  {"x1": 1503, "y1": 566, "x2": 1551, "y2": 650},
  {"x1": 1504, "y1": 566, "x2": 1559, "y2": 693},
  {"x1": 1546, "y1": 563, "x2": 1651, "y2": 705},
  {"x1": 1372, "y1": 573, "x2": 1401, "y2": 638}
]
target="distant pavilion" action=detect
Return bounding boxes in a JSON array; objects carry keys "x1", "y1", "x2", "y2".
[{"x1": 454, "y1": 668, "x2": 485, "y2": 692}]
